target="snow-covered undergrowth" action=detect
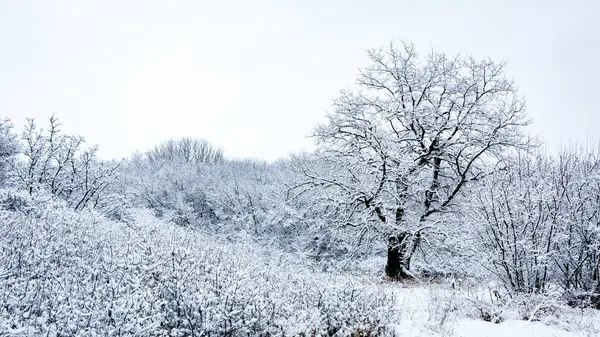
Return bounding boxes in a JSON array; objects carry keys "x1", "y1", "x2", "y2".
[
  {"x1": 1, "y1": 191, "x2": 599, "y2": 337},
  {"x1": 0, "y1": 192, "x2": 398, "y2": 336},
  {"x1": 390, "y1": 282, "x2": 600, "y2": 337}
]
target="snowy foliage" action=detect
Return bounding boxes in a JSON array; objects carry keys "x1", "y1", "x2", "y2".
[
  {"x1": 471, "y1": 150, "x2": 600, "y2": 296},
  {"x1": 0, "y1": 118, "x2": 19, "y2": 187},
  {"x1": 10, "y1": 116, "x2": 120, "y2": 211},
  {"x1": 0, "y1": 191, "x2": 399, "y2": 336},
  {"x1": 117, "y1": 152, "x2": 358, "y2": 264},
  {"x1": 146, "y1": 138, "x2": 224, "y2": 165}
]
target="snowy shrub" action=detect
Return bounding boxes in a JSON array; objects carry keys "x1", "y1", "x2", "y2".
[
  {"x1": 95, "y1": 193, "x2": 134, "y2": 222},
  {"x1": 426, "y1": 288, "x2": 460, "y2": 335},
  {"x1": 459, "y1": 288, "x2": 506, "y2": 324},
  {"x1": 0, "y1": 188, "x2": 33, "y2": 214},
  {"x1": 0, "y1": 201, "x2": 399, "y2": 336},
  {"x1": 471, "y1": 150, "x2": 600, "y2": 296},
  {"x1": 512, "y1": 292, "x2": 561, "y2": 322}
]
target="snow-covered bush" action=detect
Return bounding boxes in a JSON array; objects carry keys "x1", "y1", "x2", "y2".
[
  {"x1": 0, "y1": 195, "x2": 399, "y2": 336},
  {"x1": 471, "y1": 150, "x2": 600, "y2": 297},
  {"x1": 0, "y1": 188, "x2": 33, "y2": 214}
]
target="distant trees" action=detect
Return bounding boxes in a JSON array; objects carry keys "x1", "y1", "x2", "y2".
[
  {"x1": 300, "y1": 41, "x2": 531, "y2": 279},
  {"x1": 119, "y1": 138, "x2": 220, "y2": 226},
  {"x1": 147, "y1": 137, "x2": 224, "y2": 164},
  {"x1": 121, "y1": 144, "x2": 341, "y2": 257},
  {"x1": 125, "y1": 151, "x2": 292, "y2": 235},
  {"x1": 126, "y1": 139, "x2": 266, "y2": 228},
  {"x1": 124, "y1": 154, "x2": 218, "y2": 225}
]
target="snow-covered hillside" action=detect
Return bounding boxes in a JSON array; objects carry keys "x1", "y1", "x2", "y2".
[
  {"x1": 0, "y1": 192, "x2": 398, "y2": 336},
  {"x1": 1, "y1": 191, "x2": 598, "y2": 336}
]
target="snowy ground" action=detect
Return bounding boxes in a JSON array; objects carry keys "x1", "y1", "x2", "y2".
[{"x1": 387, "y1": 283, "x2": 600, "y2": 337}]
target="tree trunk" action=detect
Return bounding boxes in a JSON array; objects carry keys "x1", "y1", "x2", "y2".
[
  {"x1": 591, "y1": 281, "x2": 600, "y2": 310},
  {"x1": 385, "y1": 231, "x2": 418, "y2": 280}
]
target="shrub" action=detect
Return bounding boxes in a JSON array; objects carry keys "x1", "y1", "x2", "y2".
[{"x1": 0, "y1": 197, "x2": 399, "y2": 336}]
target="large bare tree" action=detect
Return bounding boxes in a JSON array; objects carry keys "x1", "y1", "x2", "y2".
[{"x1": 300, "y1": 41, "x2": 531, "y2": 279}]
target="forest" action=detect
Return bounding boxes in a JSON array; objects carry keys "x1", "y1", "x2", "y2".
[{"x1": 1, "y1": 41, "x2": 600, "y2": 336}]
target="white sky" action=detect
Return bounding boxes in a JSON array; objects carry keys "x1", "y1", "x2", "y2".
[{"x1": 1, "y1": 0, "x2": 598, "y2": 161}]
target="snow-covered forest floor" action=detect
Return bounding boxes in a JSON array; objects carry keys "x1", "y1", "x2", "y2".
[
  {"x1": 391, "y1": 284, "x2": 600, "y2": 337},
  {"x1": 1, "y1": 191, "x2": 598, "y2": 336}
]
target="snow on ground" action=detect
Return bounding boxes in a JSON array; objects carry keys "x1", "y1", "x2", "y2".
[
  {"x1": 452, "y1": 320, "x2": 586, "y2": 337},
  {"x1": 384, "y1": 282, "x2": 600, "y2": 337}
]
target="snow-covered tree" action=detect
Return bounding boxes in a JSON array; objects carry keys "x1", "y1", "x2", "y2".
[
  {"x1": 300, "y1": 41, "x2": 532, "y2": 279},
  {"x1": 0, "y1": 118, "x2": 19, "y2": 187},
  {"x1": 147, "y1": 137, "x2": 224, "y2": 164},
  {"x1": 12, "y1": 116, "x2": 120, "y2": 210}
]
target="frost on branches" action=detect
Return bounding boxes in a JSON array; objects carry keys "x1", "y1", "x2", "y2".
[
  {"x1": 471, "y1": 150, "x2": 600, "y2": 302},
  {"x1": 297, "y1": 41, "x2": 531, "y2": 280},
  {"x1": 0, "y1": 192, "x2": 399, "y2": 336},
  {"x1": 12, "y1": 116, "x2": 121, "y2": 211}
]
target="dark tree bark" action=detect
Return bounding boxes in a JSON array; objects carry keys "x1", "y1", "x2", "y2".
[
  {"x1": 385, "y1": 231, "x2": 415, "y2": 280},
  {"x1": 385, "y1": 206, "x2": 418, "y2": 280},
  {"x1": 592, "y1": 282, "x2": 600, "y2": 310}
]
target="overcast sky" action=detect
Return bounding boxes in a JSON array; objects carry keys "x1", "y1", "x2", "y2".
[{"x1": 1, "y1": 0, "x2": 598, "y2": 160}]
